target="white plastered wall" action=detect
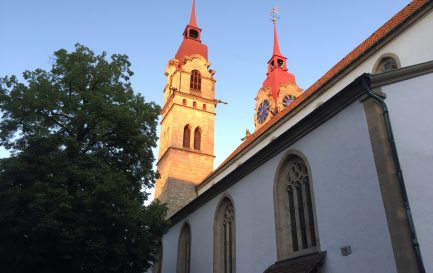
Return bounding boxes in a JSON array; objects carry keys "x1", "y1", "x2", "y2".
[
  {"x1": 380, "y1": 72, "x2": 433, "y2": 272},
  {"x1": 161, "y1": 101, "x2": 397, "y2": 273}
]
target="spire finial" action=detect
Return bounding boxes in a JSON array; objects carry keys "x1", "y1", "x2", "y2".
[
  {"x1": 189, "y1": 0, "x2": 198, "y2": 27},
  {"x1": 271, "y1": 6, "x2": 279, "y2": 24},
  {"x1": 271, "y1": 7, "x2": 282, "y2": 56}
]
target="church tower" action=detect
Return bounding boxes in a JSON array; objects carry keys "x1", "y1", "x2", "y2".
[
  {"x1": 155, "y1": 0, "x2": 216, "y2": 216},
  {"x1": 254, "y1": 11, "x2": 302, "y2": 130}
]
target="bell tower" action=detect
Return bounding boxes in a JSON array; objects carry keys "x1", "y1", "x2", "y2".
[
  {"x1": 155, "y1": 0, "x2": 217, "y2": 216},
  {"x1": 254, "y1": 8, "x2": 302, "y2": 130}
]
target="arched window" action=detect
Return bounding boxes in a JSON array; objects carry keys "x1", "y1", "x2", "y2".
[
  {"x1": 373, "y1": 54, "x2": 400, "y2": 73},
  {"x1": 183, "y1": 125, "x2": 191, "y2": 148},
  {"x1": 194, "y1": 127, "x2": 201, "y2": 150},
  {"x1": 274, "y1": 154, "x2": 319, "y2": 260},
  {"x1": 202, "y1": 104, "x2": 207, "y2": 111},
  {"x1": 193, "y1": 101, "x2": 197, "y2": 109},
  {"x1": 176, "y1": 223, "x2": 191, "y2": 273},
  {"x1": 214, "y1": 197, "x2": 236, "y2": 273},
  {"x1": 190, "y1": 70, "x2": 201, "y2": 91},
  {"x1": 182, "y1": 99, "x2": 187, "y2": 106}
]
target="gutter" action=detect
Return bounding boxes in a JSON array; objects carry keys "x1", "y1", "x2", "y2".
[{"x1": 361, "y1": 75, "x2": 425, "y2": 273}]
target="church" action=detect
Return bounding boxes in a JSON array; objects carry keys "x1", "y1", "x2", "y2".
[{"x1": 151, "y1": 0, "x2": 433, "y2": 272}]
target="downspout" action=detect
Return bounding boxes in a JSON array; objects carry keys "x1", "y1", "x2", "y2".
[{"x1": 361, "y1": 75, "x2": 425, "y2": 273}]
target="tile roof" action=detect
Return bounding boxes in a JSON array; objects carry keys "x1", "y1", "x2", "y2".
[
  {"x1": 197, "y1": 0, "x2": 432, "y2": 190},
  {"x1": 263, "y1": 252, "x2": 326, "y2": 273}
]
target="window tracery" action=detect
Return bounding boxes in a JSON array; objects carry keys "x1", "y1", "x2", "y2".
[
  {"x1": 214, "y1": 198, "x2": 236, "y2": 273},
  {"x1": 275, "y1": 154, "x2": 319, "y2": 259}
]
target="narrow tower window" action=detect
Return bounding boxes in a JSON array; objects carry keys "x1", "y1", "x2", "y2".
[
  {"x1": 183, "y1": 125, "x2": 191, "y2": 148},
  {"x1": 202, "y1": 104, "x2": 207, "y2": 111},
  {"x1": 176, "y1": 223, "x2": 191, "y2": 273},
  {"x1": 183, "y1": 99, "x2": 187, "y2": 106},
  {"x1": 193, "y1": 101, "x2": 197, "y2": 108},
  {"x1": 190, "y1": 70, "x2": 201, "y2": 91},
  {"x1": 194, "y1": 127, "x2": 201, "y2": 150}
]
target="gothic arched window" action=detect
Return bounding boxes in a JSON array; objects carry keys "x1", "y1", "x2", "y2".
[
  {"x1": 183, "y1": 125, "x2": 191, "y2": 148},
  {"x1": 214, "y1": 197, "x2": 236, "y2": 273},
  {"x1": 194, "y1": 127, "x2": 201, "y2": 150},
  {"x1": 176, "y1": 223, "x2": 191, "y2": 273},
  {"x1": 190, "y1": 70, "x2": 201, "y2": 91},
  {"x1": 274, "y1": 154, "x2": 319, "y2": 260}
]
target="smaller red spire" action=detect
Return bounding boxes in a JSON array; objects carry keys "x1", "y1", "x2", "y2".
[
  {"x1": 189, "y1": 0, "x2": 198, "y2": 27},
  {"x1": 272, "y1": 19, "x2": 283, "y2": 57},
  {"x1": 262, "y1": 11, "x2": 296, "y2": 101}
]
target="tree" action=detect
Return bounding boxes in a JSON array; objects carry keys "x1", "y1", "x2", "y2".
[{"x1": 0, "y1": 44, "x2": 168, "y2": 273}]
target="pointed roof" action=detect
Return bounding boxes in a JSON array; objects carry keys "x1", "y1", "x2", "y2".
[
  {"x1": 189, "y1": 0, "x2": 198, "y2": 27},
  {"x1": 262, "y1": 18, "x2": 296, "y2": 101},
  {"x1": 272, "y1": 19, "x2": 283, "y2": 57},
  {"x1": 174, "y1": 0, "x2": 208, "y2": 67}
]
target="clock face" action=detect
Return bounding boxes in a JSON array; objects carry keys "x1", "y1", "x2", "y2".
[
  {"x1": 282, "y1": 95, "x2": 296, "y2": 107},
  {"x1": 257, "y1": 100, "x2": 270, "y2": 124}
]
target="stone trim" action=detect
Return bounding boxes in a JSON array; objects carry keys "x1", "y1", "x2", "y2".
[
  {"x1": 370, "y1": 60, "x2": 433, "y2": 88},
  {"x1": 157, "y1": 146, "x2": 215, "y2": 166},
  {"x1": 362, "y1": 98, "x2": 419, "y2": 273}
]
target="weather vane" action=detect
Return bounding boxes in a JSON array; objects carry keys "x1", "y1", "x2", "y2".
[{"x1": 271, "y1": 6, "x2": 279, "y2": 24}]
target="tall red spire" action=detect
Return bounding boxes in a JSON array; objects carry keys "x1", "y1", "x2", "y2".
[
  {"x1": 262, "y1": 10, "x2": 296, "y2": 101},
  {"x1": 175, "y1": 0, "x2": 208, "y2": 67},
  {"x1": 272, "y1": 19, "x2": 283, "y2": 57},
  {"x1": 189, "y1": 0, "x2": 198, "y2": 27}
]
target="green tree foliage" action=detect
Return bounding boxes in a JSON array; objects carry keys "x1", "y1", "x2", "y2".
[{"x1": 0, "y1": 44, "x2": 168, "y2": 273}]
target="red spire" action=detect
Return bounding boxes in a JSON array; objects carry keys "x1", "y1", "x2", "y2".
[
  {"x1": 272, "y1": 19, "x2": 283, "y2": 57},
  {"x1": 189, "y1": 0, "x2": 198, "y2": 27},
  {"x1": 174, "y1": 0, "x2": 208, "y2": 67},
  {"x1": 262, "y1": 15, "x2": 296, "y2": 101}
]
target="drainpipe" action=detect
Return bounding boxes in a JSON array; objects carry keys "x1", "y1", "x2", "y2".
[{"x1": 361, "y1": 75, "x2": 425, "y2": 273}]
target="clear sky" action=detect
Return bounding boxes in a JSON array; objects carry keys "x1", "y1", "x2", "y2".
[{"x1": 0, "y1": 0, "x2": 410, "y2": 177}]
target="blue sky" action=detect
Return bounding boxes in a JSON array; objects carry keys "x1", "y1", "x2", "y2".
[{"x1": 0, "y1": 0, "x2": 410, "y2": 168}]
